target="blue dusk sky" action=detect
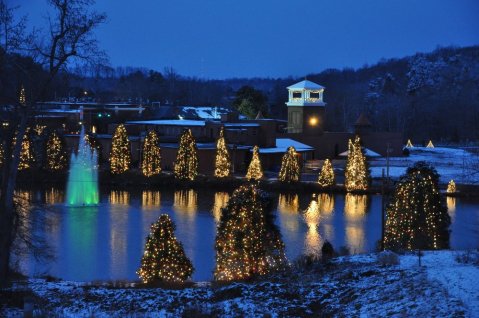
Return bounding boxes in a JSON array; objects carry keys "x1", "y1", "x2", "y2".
[{"x1": 12, "y1": 0, "x2": 479, "y2": 79}]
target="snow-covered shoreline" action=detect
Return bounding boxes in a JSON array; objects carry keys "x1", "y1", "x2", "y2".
[{"x1": 2, "y1": 250, "x2": 478, "y2": 317}]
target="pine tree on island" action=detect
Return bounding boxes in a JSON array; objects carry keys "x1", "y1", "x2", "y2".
[
  {"x1": 345, "y1": 136, "x2": 370, "y2": 191},
  {"x1": 384, "y1": 161, "x2": 451, "y2": 250},
  {"x1": 137, "y1": 214, "x2": 194, "y2": 283},
  {"x1": 18, "y1": 130, "x2": 34, "y2": 170},
  {"x1": 174, "y1": 129, "x2": 198, "y2": 180},
  {"x1": 46, "y1": 131, "x2": 67, "y2": 171},
  {"x1": 110, "y1": 124, "x2": 131, "y2": 174},
  {"x1": 278, "y1": 146, "x2": 301, "y2": 183},
  {"x1": 214, "y1": 127, "x2": 232, "y2": 178},
  {"x1": 317, "y1": 159, "x2": 335, "y2": 187},
  {"x1": 141, "y1": 130, "x2": 161, "y2": 177},
  {"x1": 246, "y1": 145, "x2": 263, "y2": 181},
  {"x1": 214, "y1": 184, "x2": 287, "y2": 281}
]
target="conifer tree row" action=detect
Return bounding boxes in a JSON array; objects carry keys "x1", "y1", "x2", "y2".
[
  {"x1": 142, "y1": 130, "x2": 161, "y2": 177},
  {"x1": 317, "y1": 159, "x2": 335, "y2": 187},
  {"x1": 246, "y1": 145, "x2": 263, "y2": 181},
  {"x1": 110, "y1": 124, "x2": 131, "y2": 174},
  {"x1": 278, "y1": 146, "x2": 301, "y2": 183},
  {"x1": 345, "y1": 136, "x2": 369, "y2": 191},
  {"x1": 214, "y1": 127, "x2": 231, "y2": 178},
  {"x1": 174, "y1": 129, "x2": 198, "y2": 180}
]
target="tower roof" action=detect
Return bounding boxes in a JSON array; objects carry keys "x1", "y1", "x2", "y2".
[{"x1": 287, "y1": 80, "x2": 325, "y2": 90}]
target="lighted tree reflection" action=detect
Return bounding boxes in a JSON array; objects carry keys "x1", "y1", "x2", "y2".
[
  {"x1": 109, "y1": 190, "x2": 130, "y2": 205},
  {"x1": 303, "y1": 195, "x2": 323, "y2": 254},
  {"x1": 142, "y1": 190, "x2": 161, "y2": 208},
  {"x1": 447, "y1": 197, "x2": 456, "y2": 213},
  {"x1": 173, "y1": 189, "x2": 198, "y2": 215},
  {"x1": 277, "y1": 193, "x2": 300, "y2": 232},
  {"x1": 45, "y1": 187, "x2": 64, "y2": 205},
  {"x1": 212, "y1": 192, "x2": 230, "y2": 222},
  {"x1": 317, "y1": 193, "x2": 334, "y2": 215},
  {"x1": 343, "y1": 194, "x2": 368, "y2": 253}
]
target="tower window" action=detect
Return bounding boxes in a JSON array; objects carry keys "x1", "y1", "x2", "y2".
[
  {"x1": 292, "y1": 91, "x2": 302, "y2": 99},
  {"x1": 310, "y1": 92, "x2": 320, "y2": 99}
]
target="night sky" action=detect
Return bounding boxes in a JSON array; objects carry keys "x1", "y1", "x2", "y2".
[{"x1": 13, "y1": 0, "x2": 479, "y2": 78}]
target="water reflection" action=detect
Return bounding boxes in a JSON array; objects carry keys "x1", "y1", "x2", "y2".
[
  {"x1": 317, "y1": 193, "x2": 334, "y2": 215},
  {"x1": 278, "y1": 194, "x2": 299, "y2": 214},
  {"x1": 45, "y1": 188, "x2": 64, "y2": 205},
  {"x1": 303, "y1": 195, "x2": 322, "y2": 254},
  {"x1": 212, "y1": 192, "x2": 230, "y2": 222},
  {"x1": 344, "y1": 194, "x2": 368, "y2": 253},
  {"x1": 110, "y1": 191, "x2": 130, "y2": 205},
  {"x1": 447, "y1": 197, "x2": 456, "y2": 213},
  {"x1": 173, "y1": 189, "x2": 198, "y2": 215},
  {"x1": 142, "y1": 190, "x2": 161, "y2": 208}
]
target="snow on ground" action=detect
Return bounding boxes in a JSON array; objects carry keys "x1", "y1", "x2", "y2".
[
  {"x1": 370, "y1": 147, "x2": 479, "y2": 184},
  {"x1": 2, "y1": 250, "x2": 477, "y2": 317}
]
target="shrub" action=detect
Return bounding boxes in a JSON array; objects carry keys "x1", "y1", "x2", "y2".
[{"x1": 377, "y1": 250, "x2": 400, "y2": 266}]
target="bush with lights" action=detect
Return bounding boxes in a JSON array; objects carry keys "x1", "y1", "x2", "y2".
[
  {"x1": 214, "y1": 184, "x2": 287, "y2": 281},
  {"x1": 137, "y1": 214, "x2": 194, "y2": 283},
  {"x1": 446, "y1": 180, "x2": 456, "y2": 194},
  {"x1": 110, "y1": 124, "x2": 131, "y2": 174},
  {"x1": 174, "y1": 129, "x2": 198, "y2": 181},
  {"x1": 45, "y1": 131, "x2": 67, "y2": 171},
  {"x1": 345, "y1": 136, "x2": 370, "y2": 191},
  {"x1": 278, "y1": 146, "x2": 301, "y2": 183},
  {"x1": 214, "y1": 127, "x2": 232, "y2": 178},
  {"x1": 141, "y1": 130, "x2": 161, "y2": 177},
  {"x1": 318, "y1": 159, "x2": 335, "y2": 187},
  {"x1": 17, "y1": 130, "x2": 35, "y2": 170},
  {"x1": 384, "y1": 161, "x2": 450, "y2": 250},
  {"x1": 246, "y1": 145, "x2": 263, "y2": 181}
]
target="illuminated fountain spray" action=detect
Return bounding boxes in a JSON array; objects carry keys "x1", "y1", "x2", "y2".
[{"x1": 65, "y1": 125, "x2": 99, "y2": 206}]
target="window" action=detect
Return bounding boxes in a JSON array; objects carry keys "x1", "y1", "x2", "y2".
[
  {"x1": 310, "y1": 92, "x2": 320, "y2": 99},
  {"x1": 292, "y1": 91, "x2": 302, "y2": 99}
]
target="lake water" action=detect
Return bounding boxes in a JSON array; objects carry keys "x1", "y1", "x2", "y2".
[{"x1": 17, "y1": 188, "x2": 479, "y2": 282}]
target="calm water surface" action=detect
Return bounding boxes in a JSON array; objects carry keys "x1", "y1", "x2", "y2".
[{"x1": 17, "y1": 188, "x2": 479, "y2": 281}]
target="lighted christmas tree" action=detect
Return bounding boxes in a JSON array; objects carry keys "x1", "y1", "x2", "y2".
[
  {"x1": 447, "y1": 180, "x2": 456, "y2": 193},
  {"x1": 245, "y1": 145, "x2": 263, "y2": 181},
  {"x1": 214, "y1": 127, "x2": 231, "y2": 178},
  {"x1": 46, "y1": 132, "x2": 67, "y2": 171},
  {"x1": 19, "y1": 85, "x2": 26, "y2": 106},
  {"x1": 137, "y1": 214, "x2": 194, "y2": 283},
  {"x1": 214, "y1": 184, "x2": 287, "y2": 281},
  {"x1": 18, "y1": 131, "x2": 34, "y2": 170},
  {"x1": 426, "y1": 140, "x2": 434, "y2": 148},
  {"x1": 174, "y1": 129, "x2": 198, "y2": 180},
  {"x1": 110, "y1": 124, "x2": 131, "y2": 174},
  {"x1": 0, "y1": 143, "x2": 4, "y2": 166},
  {"x1": 406, "y1": 139, "x2": 414, "y2": 148},
  {"x1": 384, "y1": 161, "x2": 450, "y2": 250},
  {"x1": 141, "y1": 130, "x2": 161, "y2": 177},
  {"x1": 317, "y1": 159, "x2": 335, "y2": 187},
  {"x1": 345, "y1": 136, "x2": 370, "y2": 191},
  {"x1": 278, "y1": 146, "x2": 301, "y2": 183}
]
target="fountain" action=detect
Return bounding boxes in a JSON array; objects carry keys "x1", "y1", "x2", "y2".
[{"x1": 65, "y1": 126, "x2": 99, "y2": 206}]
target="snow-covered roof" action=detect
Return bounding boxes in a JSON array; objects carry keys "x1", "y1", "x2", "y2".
[
  {"x1": 42, "y1": 109, "x2": 81, "y2": 113},
  {"x1": 126, "y1": 119, "x2": 206, "y2": 127},
  {"x1": 180, "y1": 106, "x2": 230, "y2": 120},
  {"x1": 339, "y1": 148, "x2": 381, "y2": 157},
  {"x1": 223, "y1": 123, "x2": 260, "y2": 127},
  {"x1": 253, "y1": 138, "x2": 314, "y2": 154},
  {"x1": 287, "y1": 80, "x2": 325, "y2": 90}
]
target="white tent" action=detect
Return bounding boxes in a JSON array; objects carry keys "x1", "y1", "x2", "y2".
[{"x1": 339, "y1": 147, "x2": 381, "y2": 158}]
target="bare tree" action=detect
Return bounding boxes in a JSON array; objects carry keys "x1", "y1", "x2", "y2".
[
  {"x1": 0, "y1": 0, "x2": 107, "y2": 287},
  {"x1": 0, "y1": 0, "x2": 26, "y2": 53}
]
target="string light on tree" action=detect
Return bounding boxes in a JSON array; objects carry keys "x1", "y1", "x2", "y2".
[
  {"x1": 426, "y1": 140, "x2": 434, "y2": 148},
  {"x1": 447, "y1": 180, "x2": 456, "y2": 194},
  {"x1": 406, "y1": 139, "x2": 414, "y2": 148},
  {"x1": 110, "y1": 124, "x2": 131, "y2": 174},
  {"x1": 246, "y1": 145, "x2": 263, "y2": 181},
  {"x1": 214, "y1": 127, "x2": 231, "y2": 178},
  {"x1": 214, "y1": 184, "x2": 287, "y2": 281},
  {"x1": 317, "y1": 159, "x2": 335, "y2": 187},
  {"x1": 384, "y1": 161, "x2": 450, "y2": 250},
  {"x1": 141, "y1": 130, "x2": 161, "y2": 177},
  {"x1": 19, "y1": 85, "x2": 26, "y2": 106},
  {"x1": 46, "y1": 132, "x2": 67, "y2": 171},
  {"x1": 278, "y1": 146, "x2": 301, "y2": 183},
  {"x1": 137, "y1": 214, "x2": 194, "y2": 283},
  {"x1": 17, "y1": 130, "x2": 34, "y2": 170},
  {"x1": 345, "y1": 136, "x2": 370, "y2": 192},
  {"x1": 174, "y1": 129, "x2": 198, "y2": 180}
]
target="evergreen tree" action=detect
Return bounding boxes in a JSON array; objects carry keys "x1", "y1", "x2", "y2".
[
  {"x1": 246, "y1": 145, "x2": 263, "y2": 181},
  {"x1": 46, "y1": 131, "x2": 67, "y2": 171},
  {"x1": 174, "y1": 129, "x2": 198, "y2": 180},
  {"x1": 446, "y1": 180, "x2": 456, "y2": 193},
  {"x1": 110, "y1": 124, "x2": 131, "y2": 174},
  {"x1": 345, "y1": 136, "x2": 370, "y2": 191},
  {"x1": 318, "y1": 159, "x2": 335, "y2": 187},
  {"x1": 137, "y1": 214, "x2": 194, "y2": 283},
  {"x1": 141, "y1": 130, "x2": 161, "y2": 177},
  {"x1": 214, "y1": 127, "x2": 231, "y2": 178},
  {"x1": 278, "y1": 146, "x2": 301, "y2": 182},
  {"x1": 0, "y1": 143, "x2": 4, "y2": 167},
  {"x1": 384, "y1": 162, "x2": 451, "y2": 250},
  {"x1": 214, "y1": 184, "x2": 287, "y2": 281},
  {"x1": 17, "y1": 130, "x2": 34, "y2": 170}
]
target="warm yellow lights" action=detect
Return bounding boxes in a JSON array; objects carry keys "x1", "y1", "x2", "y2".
[
  {"x1": 174, "y1": 129, "x2": 198, "y2": 181},
  {"x1": 345, "y1": 136, "x2": 369, "y2": 192},
  {"x1": 214, "y1": 127, "x2": 231, "y2": 178},
  {"x1": 278, "y1": 146, "x2": 301, "y2": 183},
  {"x1": 141, "y1": 130, "x2": 161, "y2": 177},
  {"x1": 426, "y1": 140, "x2": 434, "y2": 148},
  {"x1": 446, "y1": 180, "x2": 456, "y2": 193},
  {"x1": 309, "y1": 117, "x2": 318, "y2": 126},
  {"x1": 110, "y1": 124, "x2": 131, "y2": 174},
  {"x1": 46, "y1": 132, "x2": 67, "y2": 171},
  {"x1": 246, "y1": 145, "x2": 263, "y2": 181},
  {"x1": 318, "y1": 159, "x2": 335, "y2": 187}
]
